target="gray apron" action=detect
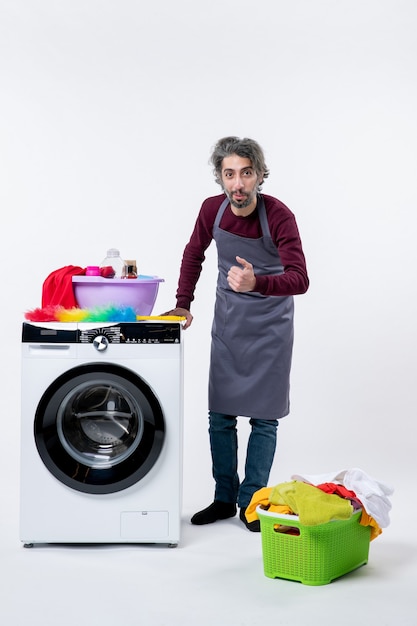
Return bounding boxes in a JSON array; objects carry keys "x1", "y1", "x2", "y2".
[{"x1": 209, "y1": 196, "x2": 294, "y2": 419}]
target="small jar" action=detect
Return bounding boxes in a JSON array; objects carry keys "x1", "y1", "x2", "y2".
[
  {"x1": 86, "y1": 266, "x2": 100, "y2": 276},
  {"x1": 122, "y1": 264, "x2": 137, "y2": 279}
]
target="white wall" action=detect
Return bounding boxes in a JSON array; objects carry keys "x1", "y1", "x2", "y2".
[{"x1": 1, "y1": 0, "x2": 416, "y2": 511}]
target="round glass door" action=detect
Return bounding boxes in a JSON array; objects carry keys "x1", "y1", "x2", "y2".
[{"x1": 34, "y1": 363, "x2": 165, "y2": 494}]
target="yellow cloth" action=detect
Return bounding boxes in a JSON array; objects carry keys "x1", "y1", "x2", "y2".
[
  {"x1": 360, "y1": 509, "x2": 382, "y2": 541},
  {"x1": 269, "y1": 481, "x2": 353, "y2": 525},
  {"x1": 245, "y1": 487, "x2": 292, "y2": 523}
]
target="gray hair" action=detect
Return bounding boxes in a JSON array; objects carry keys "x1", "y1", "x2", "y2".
[{"x1": 210, "y1": 136, "x2": 270, "y2": 188}]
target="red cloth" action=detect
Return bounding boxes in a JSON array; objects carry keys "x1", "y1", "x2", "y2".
[
  {"x1": 316, "y1": 482, "x2": 362, "y2": 507},
  {"x1": 41, "y1": 265, "x2": 85, "y2": 308}
]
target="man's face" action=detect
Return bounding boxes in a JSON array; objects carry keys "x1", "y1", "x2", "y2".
[{"x1": 221, "y1": 155, "x2": 261, "y2": 215}]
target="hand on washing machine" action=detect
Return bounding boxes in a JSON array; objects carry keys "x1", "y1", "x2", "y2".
[{"x1": 162, "y1": 307, "x2": 193, "y2": 329}]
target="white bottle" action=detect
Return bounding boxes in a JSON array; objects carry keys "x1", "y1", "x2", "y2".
[{"x1": 100, "y1": 248, "x2": 127, "y2": 279}]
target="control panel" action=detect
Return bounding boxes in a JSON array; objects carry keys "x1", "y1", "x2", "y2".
[
  {"x1": 80, "y1": 323, "x2": 181, "y2": 345},
  {"x1": 22, "y1": 322, "x2": 181, "y2": 344}
]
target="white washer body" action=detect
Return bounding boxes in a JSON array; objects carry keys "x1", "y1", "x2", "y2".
[{"x1": 20, "y1": 321, "x2": 183, "y2": 546}]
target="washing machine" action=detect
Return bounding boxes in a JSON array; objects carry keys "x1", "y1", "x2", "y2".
[{"x1": 20, "y1": 320, "x2": 183, "y2": 547}]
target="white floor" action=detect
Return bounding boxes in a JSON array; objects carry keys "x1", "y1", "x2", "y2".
[{"x1": 0, "y1": 483, "x2": 414, "y2": 626}]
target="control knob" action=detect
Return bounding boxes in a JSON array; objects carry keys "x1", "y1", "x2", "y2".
[{"x1": 93, "y1": 335, "x2": 109, "y2": 351}]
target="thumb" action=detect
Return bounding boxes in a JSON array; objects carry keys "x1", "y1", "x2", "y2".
[{"x1": 236, "y1": 256, "x2": 251, "y2": 269}]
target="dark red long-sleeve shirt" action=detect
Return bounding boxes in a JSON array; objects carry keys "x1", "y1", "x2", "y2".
[{"x1": 176, "y1": 193, "x2": 309, "y2": 310}]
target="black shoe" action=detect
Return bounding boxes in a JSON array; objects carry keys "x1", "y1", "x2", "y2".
[
  {"x1": 239, "y1": 507, "x2": 261, "y2": 532},
  {"x1": 191, "y1": 501, "x2": 237, "y2": 525}
]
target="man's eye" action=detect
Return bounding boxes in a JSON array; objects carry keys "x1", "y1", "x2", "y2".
[{"x1": 243, "y1": 170, "x2": 253, "y2": 176}]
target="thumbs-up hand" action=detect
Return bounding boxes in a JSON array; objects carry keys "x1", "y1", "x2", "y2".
[{"x1": 227, "y1": 256, "x2": 256, "y2": 293}]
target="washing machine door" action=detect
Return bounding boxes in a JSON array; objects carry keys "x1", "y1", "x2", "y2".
[{"x1": 34, "y1": 363, "x2": 165, "y2": 494}]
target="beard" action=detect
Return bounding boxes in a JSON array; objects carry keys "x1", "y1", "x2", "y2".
[{"x1": 226, "y1": 189, "x2": 257, "y2": 210}]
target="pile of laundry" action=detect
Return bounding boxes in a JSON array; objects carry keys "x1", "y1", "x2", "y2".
[{"x1": 246, "y1": 468, "x2": 393, "y2": 540}]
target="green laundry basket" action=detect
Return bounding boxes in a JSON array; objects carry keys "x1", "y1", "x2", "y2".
[{"x1": 257, "y1": 507, "x2": 371, "y2": 585}]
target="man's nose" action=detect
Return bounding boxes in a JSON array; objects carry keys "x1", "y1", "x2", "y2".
[{"x1": 232, "y1": 175, "x2": 244, "y2": 189}]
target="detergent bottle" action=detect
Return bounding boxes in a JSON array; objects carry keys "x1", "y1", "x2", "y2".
[{"x1": 100, "y1": 248, "x2": 127, "y2": 279}]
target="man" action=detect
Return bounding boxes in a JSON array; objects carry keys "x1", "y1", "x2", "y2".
[{"x1": 166, "y1": 136, "x2": 309, "y2": 531}]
